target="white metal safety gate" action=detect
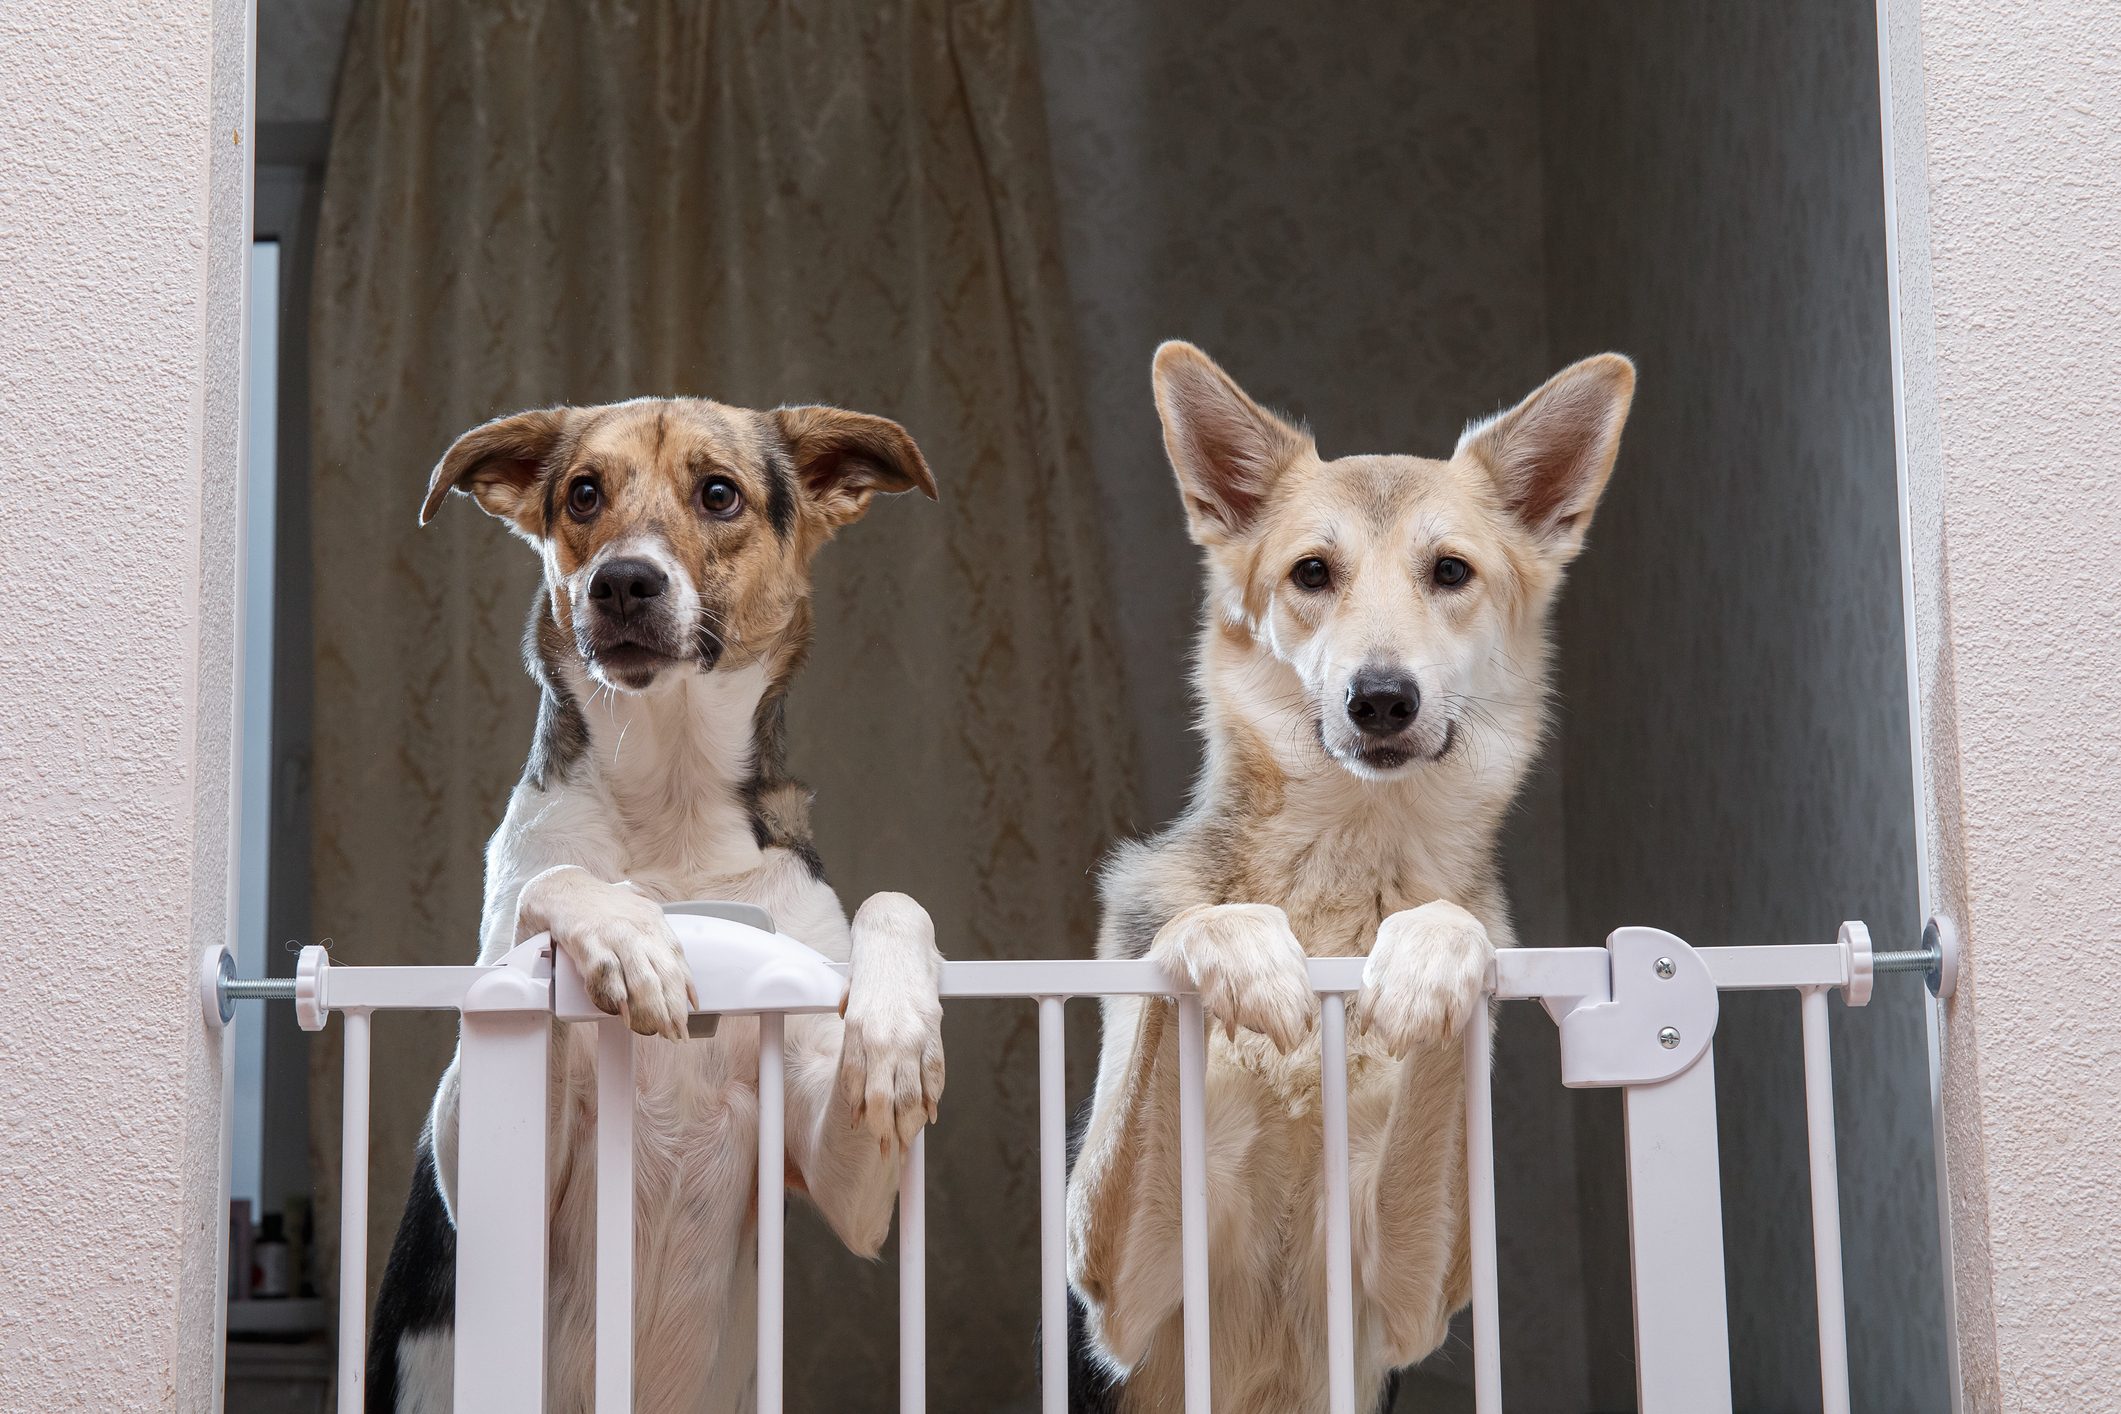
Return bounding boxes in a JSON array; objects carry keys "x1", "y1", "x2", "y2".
[{"x1": 204, "y1": 907, "x2": 1955, "y2": 1414}]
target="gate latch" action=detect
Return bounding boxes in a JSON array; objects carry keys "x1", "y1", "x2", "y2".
[{"x1": 1554, "y1": 927, "x2": 1719, "y2": 1088}]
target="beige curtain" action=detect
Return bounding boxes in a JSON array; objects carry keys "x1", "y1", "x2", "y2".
[{"x1": 307, "y1": 1, "x2": 1134, "y2": 1404}]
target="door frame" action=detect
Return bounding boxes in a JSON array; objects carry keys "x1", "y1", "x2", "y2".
[{"x1": 1874, "y1": 0, "x2": 1965, "y2": 1406}]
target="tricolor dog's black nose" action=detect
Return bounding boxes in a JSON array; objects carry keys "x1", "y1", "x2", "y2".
[
  {"x1": 588, "y1": 558, "x2": 668, "y2": 623},
  {"x1": 1346, "y1": 673, "x2": 1419, "y2": 737}
]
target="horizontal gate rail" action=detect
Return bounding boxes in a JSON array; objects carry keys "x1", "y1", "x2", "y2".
[{"x1": 203, "y1": 912, "x2": 1955, "y2": 1414}]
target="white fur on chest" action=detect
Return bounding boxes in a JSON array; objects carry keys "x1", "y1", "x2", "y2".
[
  {"x1": 503, "y1": 665, "x2": 859, "y2": 1411},
  {"x1": 575, "y1": 662, "x2": 770, "y2": 887},
  {"x1": 538, "y1": 848, "x2": 852, "y2": 1412}
]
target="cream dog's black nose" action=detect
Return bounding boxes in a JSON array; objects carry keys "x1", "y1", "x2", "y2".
[
  {"x1": 588, "y1": 558, "x2": 668, "y2": 622},
  {"x1": 1346, "y1": 674, "x2": 1418, "y2": 737}
]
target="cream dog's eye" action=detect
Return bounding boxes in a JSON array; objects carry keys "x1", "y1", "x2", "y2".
[
  {"x1": 1433, "y1": 555, "x2": 1472, "y2": 588},
  {"x1": 566, "y1": 478, "x2": 602, "y2": 520},
  {"x1": 699, "y1": 477, "x2": 743, "y2": 519},
  {"x1": 1292, "y1": 556, "x2": 1331, "y2": 590}
]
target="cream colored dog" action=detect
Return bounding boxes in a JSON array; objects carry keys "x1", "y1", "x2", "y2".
[{"x1": 1067, "y1": 343, "x2": 1634, "y2": 1412}]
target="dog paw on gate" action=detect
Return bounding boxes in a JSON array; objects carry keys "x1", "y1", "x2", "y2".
[
  {"x1": 1352, "y1": 900, "x2": 1494, "y2": 1054},
  {"x1": 1150, "y1": 902, "x2": 1319, "y2": 1053}
]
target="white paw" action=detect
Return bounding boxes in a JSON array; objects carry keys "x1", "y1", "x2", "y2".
[
  {"x1": 1150, "y1": 903, "x2": 1316, "y2": 1053},
  {"x1": 1352, "y1": 901, "x2": 1494, "y2": 1054},
  {"x1": 519, "y1": 869, "x2": 694, "y2": 1041},
  {"x1": 836, "y1": 892, "x2": 945, "y2": 1154}
]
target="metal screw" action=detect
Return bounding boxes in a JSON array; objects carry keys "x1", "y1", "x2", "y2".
[
  {"x1": 1875, "y1": 916, "x2": 1957, "y2": 998},
  {"x1": 1658, "y1": 1026, "x2": 1681, "y2": 1049},
  {"x1": 1654, "y1": 957, "x2": 1675, "y2": 979},
  {"x1": 223, "y1": 976, "x2": 297, "y2": 1002},
  {"x1": 1873, "y1": 923, "x2": 1944, "y2": 977}
]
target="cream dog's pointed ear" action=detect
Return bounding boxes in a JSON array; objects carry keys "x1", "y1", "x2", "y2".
[
  {"x1": 1152, "y1": 341, "x2": 1313, "y2": 543},
  {"x1": 774, "y1": 405, "x2": 938, "y2": 531},
  {"x1": 420, "y1": 406, "x2": 571, "y2": 532},
  {"x1": 1458, "y1": 354, "x2": 1636, "y2": 562}
]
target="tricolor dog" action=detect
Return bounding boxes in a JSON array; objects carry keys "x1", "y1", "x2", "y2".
[
  {"x1": 368, "y1": 397, "x2": 947, "y2": 1412},
  {"x1": 1067, "y1": 343, "x2": 1635, "y2": 1411}
]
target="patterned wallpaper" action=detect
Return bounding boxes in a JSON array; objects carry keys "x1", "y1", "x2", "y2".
[
  {"x1": 303, "y1": 4, "x2": 1133, "y2": 1411},
  {"x1": 1035, "y1": 1, "x2": 1948, "y2": 1405},
  {"x1": 1541, "y1": 2, "x2": 1949, "y2": 1408},
  {"x1": 261, "y1": 0, "x2": 1945, "y2": 1407}
]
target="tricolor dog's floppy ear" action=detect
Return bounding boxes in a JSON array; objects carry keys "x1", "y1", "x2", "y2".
[
  {"x1": 773, "y1": 405, "x2": 939, "y2": 529},
  {"x1": 1458, "y1": 354, "x2": 1636, "y2": 563},
  {"x1": 419, "y1": 406, "x2": 571, "y2": 533},
  {"x1": 1151, "y1": 340, "x2": 1315, "y2": 545}
]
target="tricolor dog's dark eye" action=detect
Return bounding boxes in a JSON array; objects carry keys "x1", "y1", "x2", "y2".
[
  {"x1": 1433, "y1": 555, "x2": 1472, "y2": 588},
  {"x1": 1292, "y1": 556, "x2": 1332, "y2": 591},
  {"x1": 698, "y1": 477, "x2": 743, "y2": 520},
  {"x1": 566, "y1": 478, "x2": 602, "y2": 520}
]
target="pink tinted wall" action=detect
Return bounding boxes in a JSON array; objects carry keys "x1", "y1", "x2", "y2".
[
  {"x1": 1892, "y1": 0, "x2": 2121, "y2": 1406},
  {"x1": 0, "y1": 0, "x2": 250, "y2": 1406}
]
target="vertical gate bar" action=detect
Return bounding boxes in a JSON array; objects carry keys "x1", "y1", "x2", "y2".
[
  {"x1": 1038, "y1": 996, "x2": 1068, "y2": 1414},
  {"x1": 1623, "y1": 1055, "x2": 1734, "y2": 1414},
  {"x1": 1175, "y1": 992, "x2": 1212, "y2": 1413},
  {"x1": 1800, "y1": 987, "x2": 1853, "y2": 1414},
  {"x1": 1318, "y1": 995, "x2": 1357, "y2": 1414},
  {"x1": 336, "y1": 1009, "x2": 371, "y2": 1413},
  {"x1": 595, "y1": 1019, "x2": 635, "y2": 1414},
  {"x1": 757, "y1": 1012, "x2": 786, "y2": 1414},
  {"x1": 899, "y1": 1128, "x2": 926, "y2": 1414},
  {"x1": 1464, "y1": 1001, "x2": 1502, "y2": 1414},
  {"x1": 454, "y1": 996, "x2": 552, "y2": 1414}
]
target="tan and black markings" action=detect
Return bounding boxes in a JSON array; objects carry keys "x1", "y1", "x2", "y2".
[
  {"x1": 424, "y1": 394, "x2": 935, "y2": 853},
  {"x1": 371, "y1": 394, "x2": 941, "y2": 1414}
]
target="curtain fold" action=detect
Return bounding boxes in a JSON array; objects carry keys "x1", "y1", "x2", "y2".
[{"x1": 307, "y1": 0, "x2": 1133, "y2": 1403}]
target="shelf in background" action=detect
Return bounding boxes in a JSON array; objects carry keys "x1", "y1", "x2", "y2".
[{"x1": 227, "y1": 1297, "x2": 329, "y2": 1339}]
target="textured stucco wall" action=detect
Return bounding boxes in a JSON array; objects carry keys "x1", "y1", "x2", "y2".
[
  {"x1": 203, "y1": 2, "x2": 2121, "y2": 1408},
  {"x1": 0, "y1": 1, "x2": 250, "y2": 1408},
  {"x1": 1898, "y1": 1, "x2": 2121, "y2": 1408}
]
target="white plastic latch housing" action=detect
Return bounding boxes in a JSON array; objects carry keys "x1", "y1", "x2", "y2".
[
  {"x1": 1556, "y1": 926, "x2": 1719, "y2": 1088},
  {"x1": 550, "y1": 903, "x2": 847, "y2": 1023}
]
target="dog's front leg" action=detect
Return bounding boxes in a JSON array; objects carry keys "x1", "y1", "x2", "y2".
[
  {"x1": 1066, "y1": 992, "x2": 1181, "y2": 1373},
  {"x1": 1350, "y1": 900, "x2": 1496, "y2": 1364},
  {"x1": 835, "y1": 892, "x2": 946, "y2": 1154},
  {"x1": 1069, "y1": 902, "x2": 1315, "y2": 1368},
  {"x1": 516, "y1": 864, "x2": 696, "y2": 1040},
  {"x1": 427, "y1": 868, "x2": 690, "y2": 1223},
  {"x1": 785, "y1": 891, "x2": 944, "y2": 1256}
]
